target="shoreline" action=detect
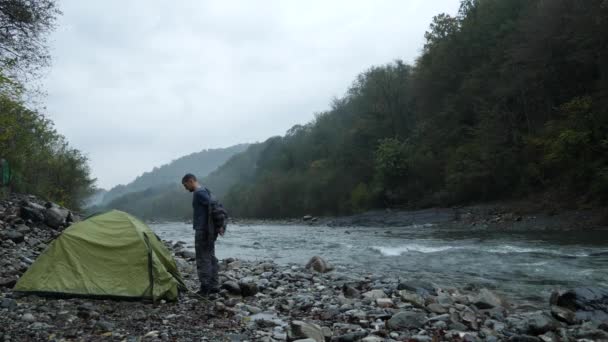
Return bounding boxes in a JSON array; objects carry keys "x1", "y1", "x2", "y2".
[{"x1": 2, "y1": 194, "x2": 608, "y2": 341}]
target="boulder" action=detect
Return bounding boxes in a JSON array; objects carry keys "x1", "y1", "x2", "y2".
[
  {"x1": 287, "y1": 320, "x2": 324, "y2": 342},
  {"x1": 305, "y1": 256, "x2": 333, "y2": 273},
  {"x1": 20, "y1": 205, "x2": 45, "y2": 223},
  {"x1": 387, "y1": 311, "x2": 427, "y2": 330},
  {"x1": 550, "y1": 287, "x2": 608, "y2": 323},
  {"x1": 550, "y1": 305, "x2": 576, "y2": 325},
  {"x1": 45, "y1": 207, "x2": 69, "y2": 229}
]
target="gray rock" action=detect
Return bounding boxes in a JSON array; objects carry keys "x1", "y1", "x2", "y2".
[
  {"x1": 363, "y1": 289, "x2": 387, "y2": 300},
  {"x1": 4, "y1": 230, "x2": 24, "y2": 243},
  {"x1": 1, "y1": 298, "x2": 17, "y2": 310},
  {"x1": 427, "y1": 303, "x2": 447, "y2": 314},
  {"x1": 397, "y1": 280, "x2": 436, "y2": 297},
  {"x1": 222, "y1": 281, "x2": 241, "y2": 295},
  {"x1": 449, "y1": 322, "x2": 468, "y2": 331},
  {"x1": 526, "y1": 312, "x2": 560, "y2": 335},
  {"x1": 387, "y1": 311, "x2": 426, "y2": 330},
  {"x1": 15, "y1": 224, "x2": 30, "y2": 233},
  {"x1": 551, "y1": 287, "x2": 608, "y2": 323},
  {"x1": 29, "y1": 322, "x2": 53, "y2": 330},
  {"x1": 473, "y1": 289, "x2": 504, "y2": 309},
  {"x1": 331, "y1": 331, "x2": 367, "y2": 342},
  {"x1": 20, "y1": 205, "x2": 45, "y2": 223},
  {"x1": 287, "y1": 321, "x2": 324, "y2": 342},
  {"x1": 399, "y1": 290, "x2": 425, "y2": 308},
  {"x1": 508, "y1": 335, "x2": 541, "y2": 342},
  {"x1": 177, "y1": 250, "x2": 196, "y2": 259},
  {"x1": 44, "y1": 206, "x2": 69, "y2": 228},
  {"x1": 550, "y1": 305, "x2": 575, "y2": 325},
  {"x1": 21, "y1": 313, "x2": 36, "y2": 322},
  {"x1": 132, "y1": 309, "x2": 147, "y2": 320},
  {"x1": 95, "y1": 320, "x2": 114, "y2": 332},
  {"x1": 305, "y1": 256, "x2": 333, "y2": 273},
  {"x1": 342, "y1": 284, "x2": 360, "y2": 298},
  {"x1": 239, "y1": 280, "x2": 259, "y2": 297}
]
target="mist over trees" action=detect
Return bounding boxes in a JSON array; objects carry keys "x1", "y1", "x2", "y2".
[
  {"x1": 216, "y1": 0, "x2": 608, "y2": 218},
  {"x1": 0, "y1": 0, "x2": 94, "y2": 208}
]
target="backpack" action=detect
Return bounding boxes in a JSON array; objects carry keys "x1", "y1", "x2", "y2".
[{"x1": 205, "y1": 188, "x2": 228, "y2": 235}]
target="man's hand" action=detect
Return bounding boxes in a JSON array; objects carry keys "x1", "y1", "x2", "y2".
[{"x1": 217, "y1": 226, "x2": 225, "y2": 236}]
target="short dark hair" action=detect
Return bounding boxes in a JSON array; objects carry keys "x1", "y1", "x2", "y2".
[{"x1": 182, "y1": 173, "x2": 197, "y2": 183}]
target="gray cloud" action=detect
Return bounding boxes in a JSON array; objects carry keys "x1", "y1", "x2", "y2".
[{"x1": 43, "y1": 0, "x2": 461, "y2": 189}]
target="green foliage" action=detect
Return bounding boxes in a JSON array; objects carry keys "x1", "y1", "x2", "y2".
[{"x1": 105, "y1": 0, "x2": 608, "y2": 219}]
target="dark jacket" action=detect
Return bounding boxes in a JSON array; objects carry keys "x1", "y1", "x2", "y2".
[{"x1": 192, "y1": 187, "x2": 210, "y2": 230}]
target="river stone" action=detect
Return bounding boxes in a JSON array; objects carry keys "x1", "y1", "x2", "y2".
[
  {"x1": 473, "y1": 289, "x2": 504, "y2": 309},
  {"x1": 1, "y1": 298, "x2": 17, "y2": 310},
  {"x1": 361, "y1": 336, "x2": 384, "y2": 342},
  {"x1": 331, "y1": 331, "x2": 368, "y2": 342},
  {"x1": 222, "y1": 281, "x2": 241, "y2": 295},
  {"x1": 427, "y1": 303, "x2": 447, "y2": 314},
  {"x1": 29, "y1": 322, "x2": 53, "y2": 330},
  {"x1": 550, "y1": 305, "x2": 576, "y2": 325},
  {"x1": 387, "y1": 311, "x2": 426, "y2": 330},
  {"x1": 305, "y1": 256, "x2": 333, "y2": 273},
  {"x1": 525, "y1": 312, "x2": 560, "y2": 335},
  {"x1": 239, "y1": 279, "x2": 259, "y2": 297},
  {"x1": 4, "y1": 230, "x2": 24, "y2": 243},
  {"x1": 397, "y1": 280, "x2": 436, "y2": 297},
  {"x1": 376, "y1": 298, "x2": 393, "y2": 308},
  {"x1": 21, "y1": 313, "x2": 36, "y2": 322},
  {"x1": 363, "y1": 290, "x2": 387, "y2": 300},
  {"x1": 177, "y1": 250, "x2": 196, "y2": 260},
  {"x1": 399, "y1": 290, "x2": 425, "y2": 308},
  {"x1": 342, "y1": 284, "x2": 360, "y2": 298},
  {"x1": 287, "y1": 321, "x2": 324, "y2": 342}
]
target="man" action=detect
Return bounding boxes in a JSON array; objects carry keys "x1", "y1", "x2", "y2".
[{"x1": 182, "y1": 173, "x2": 223, "y2": 296}]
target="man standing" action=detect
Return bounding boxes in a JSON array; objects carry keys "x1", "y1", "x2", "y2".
[{"x1": 182, "y1": 173, "x2": 221, "y2": 296}]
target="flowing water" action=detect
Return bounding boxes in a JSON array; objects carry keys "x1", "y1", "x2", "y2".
[{"x1": 151, "y1": 221, "x2": 608, "y2": 304}]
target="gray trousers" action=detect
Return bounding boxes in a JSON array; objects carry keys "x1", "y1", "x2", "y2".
[{"x1": 194, "y1": 228, "x2": 219, "y2": 291}]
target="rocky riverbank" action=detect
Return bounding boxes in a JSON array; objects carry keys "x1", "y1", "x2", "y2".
[{"x1": 2, "y1": 194, "x2": 608, "y2": 341}]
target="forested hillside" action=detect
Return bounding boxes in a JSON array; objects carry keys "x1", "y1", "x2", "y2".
[
  {"x1": 219, "y1": 0, "x2": 608, "y2": 218},
  {"x1": 0, "y1": 0, "x2": 94, "y2": 208},
  {"x1": 99, "y1": 144, "x2": 248, "y2": 205},
  {"x1": 99, "y1": 0, "x2": 608, "y2": 220}
]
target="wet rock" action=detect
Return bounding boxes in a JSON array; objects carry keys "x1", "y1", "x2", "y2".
[
  {"x1": 177, "y1": 250, "x2": 196, "y2": 260},
  {"x1": 239, "y1": 279, "x2": 259, "y2": 297},
  {"x1": 550, "y1": 305, "x2": 576, "y2": 324},
  {"x1": 222, "y1": 280, "x2": 241, "y2": 295},
  {"x1": 427, "y1": 303, "x2": 447, "y2": 314},
  {"x1": 44, "y1": 206, "x2": 69, "y2": 229},
  {"x1": 399, "y1": 290, "x2": 425, "y2": 308},
  {"x1": 376, "y1": 298, "x2": 393, "y2": 308},
  {"x1": 551, "y1": 287, "x2": 608, "y2": 323},
  {"x1": 342, "y1": 284, "x2": 360, "y2": 298},
  {"x1": 305, "y1": 256, "x2": 333, "y2": 273},
  {"x1": 4, "y1": 230, "x2": 24, "y2": 243},
  {"x1": 21, "y1": 313, "x2": 36, "y2": 322},
  {"x1": 331, "y1": 331, "x2": 367, "y2": 342},
  {"x1": 0, "y1": 298, "x2": 17, "y2": 310},
  {"x1": 287, "y1": 321, "x2": 324, "y2": 342},
  {"x1": 95, "y1": 320, "x2": 114, "y2": 332},
  {"x1": 526, "y1": 312, "x2": 560, "y2": 335},
  {"x1": 397, "y1": 280, "x2": 436, "y2": 297},
  {"x1": 363, "y1": 289, "x2": 387, "y2": 300},
  {"x1": 387, "y1": 311, "x2": 426, "y2": 330},
  {"x1": 473, "y1": 289, "x2": 504, "y2": 309}
]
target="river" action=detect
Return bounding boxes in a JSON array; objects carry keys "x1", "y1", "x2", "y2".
[{"x1": 151, "y1": 221, "x2": 608, "y2": 305}]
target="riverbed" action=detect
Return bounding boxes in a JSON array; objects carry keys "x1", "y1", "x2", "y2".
[{"x1": 151, "y1": 221, "x2": 608, "y2": 305}]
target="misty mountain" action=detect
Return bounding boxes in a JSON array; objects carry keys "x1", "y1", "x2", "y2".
[{"x1": 98, "y1": 144, "x2": 249, "y2": 206}]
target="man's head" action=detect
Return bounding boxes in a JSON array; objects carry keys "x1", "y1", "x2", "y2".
[{"x1": 182, "y1": 173, "x2": 199, "y2": 192}]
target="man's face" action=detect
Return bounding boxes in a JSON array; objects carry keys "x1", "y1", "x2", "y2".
[{"x1": 182, "y1": 179, "x2": 196, "y2": 192}]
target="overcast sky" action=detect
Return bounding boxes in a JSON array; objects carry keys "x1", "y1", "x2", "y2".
[{"x1": 44, "y1": 0, "x2": 461, "y2": 189}]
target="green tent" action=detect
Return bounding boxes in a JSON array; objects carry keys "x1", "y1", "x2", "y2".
[{"x1": 15, "y1": 210, "x2": 185, "y2": 301}]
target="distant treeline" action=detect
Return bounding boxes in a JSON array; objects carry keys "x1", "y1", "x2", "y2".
[
  {"x1": 219, "y1": 0, "x2": 608, "y2": 218},
  {"x1": 0, "y1": 1, "x2": 94, "y2": 208},
  {"x1": 103, "y1": 0, "x2": 608, "y2": 220}
]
